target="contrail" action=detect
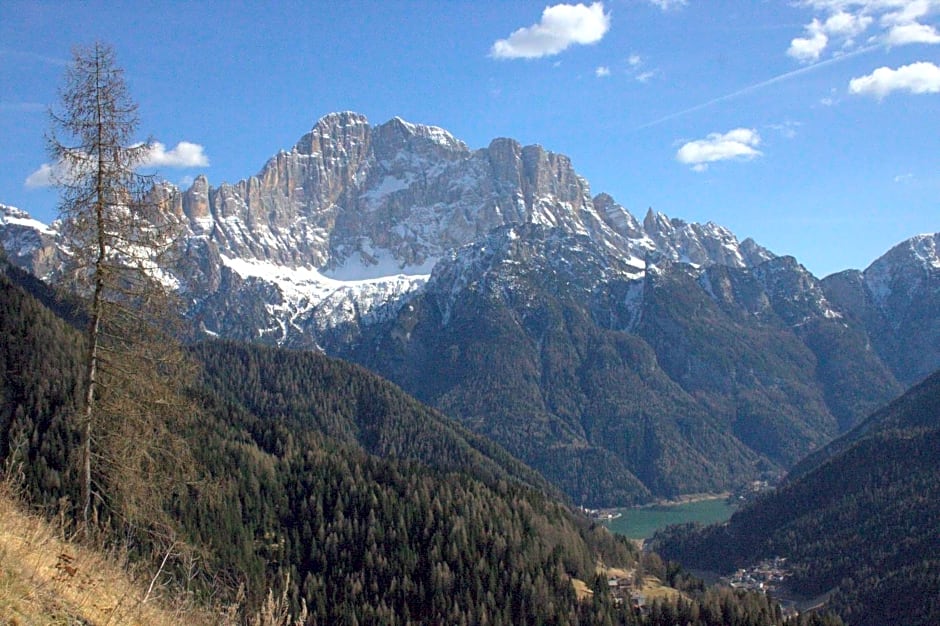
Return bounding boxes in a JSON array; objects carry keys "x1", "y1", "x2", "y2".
[{"x1": 633, "y1": 44, "x2": 881, "y2": 131}]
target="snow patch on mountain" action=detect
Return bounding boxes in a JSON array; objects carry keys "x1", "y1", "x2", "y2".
[
  {"x1": 220, "y1": 254, "x2": 429, "y2": 344},
  {"x1": 864, "y1": 233, "x2": 940, "y2": 310},
  {"x1": 324, "y1": 239, "x2": 439, "y2": 281},
  {"x1": 0, "y1": 205, "x2": 56, "y2": 236}
]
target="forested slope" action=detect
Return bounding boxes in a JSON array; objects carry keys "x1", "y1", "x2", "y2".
[
  {"x1": 192, "y1": 339, "x2": 554, "y2": 495},
  {"x1": 1, "y1": 255, "x2": 847, "y2": 624},
  {"x1": 653, "y1": 371, "x2": 940, "y2": 626}
]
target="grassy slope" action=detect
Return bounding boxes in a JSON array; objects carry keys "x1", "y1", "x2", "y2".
[{"x1": 0, "y1": 484, "x2": 219, "y2": 625}]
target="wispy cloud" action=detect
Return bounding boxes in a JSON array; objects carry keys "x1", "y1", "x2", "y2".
[
  {"x1": 595, "y1": 65, "x2": 611, "y2": 77},
  {"x1": 24, "y1": 163, "x2": 57, "y2": 189},
  {"x1": 768, "y1": 121, "x2": 802, "y2": 139},
  {"x1": 625, "y1": 52, "x2": 658, "y2": 83},
  {"x1": 849, "y1": 61, "x2": 940, "y2": 98},
  {"x1": 490, "y1": 2, "x2": 610, "y2": 59},
  {"x1": 676, "y1": 128, "x2": 762, "y2": 172},
  {"x1": 634, "y1": 44, "x2": 878, "y2": 130},
  {"x1": 647, "y1": 0, "x2": 688, "y2": 10}
]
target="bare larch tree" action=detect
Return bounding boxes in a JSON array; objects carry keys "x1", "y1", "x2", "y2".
[{"x1": 48, "y1": 42, "x2": 191, "y2": 533}]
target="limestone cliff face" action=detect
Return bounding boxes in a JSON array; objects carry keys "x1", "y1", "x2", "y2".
[
  {"x1": 0, "y1": 205, "x2": 60, "y2": 279},
  {"x1": 2, "y1": 112, "x2": 778, "y2": 349},
  {"x1": 172, "y1": 112, "x2": 770, "y2": 277}
]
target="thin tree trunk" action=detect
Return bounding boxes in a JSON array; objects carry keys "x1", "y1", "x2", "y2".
[
  {"x1": 81, "y1": 46, "x2": 108, "y2": 532},
  {"x1": 81, "y1": 313, "x2": 98, "y2": 530}
]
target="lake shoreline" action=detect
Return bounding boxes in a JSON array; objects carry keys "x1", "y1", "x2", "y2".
[
  {"x1": 602, "y1": 495, "x2": 739, "y2": 540},
  {"x1": 641, "y1": 491, "x2": 731, "y2": 509}
]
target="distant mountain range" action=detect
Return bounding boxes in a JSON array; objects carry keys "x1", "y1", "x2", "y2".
[{"x1": 2, "y1": 112, "x2": 937, "y2": 505}]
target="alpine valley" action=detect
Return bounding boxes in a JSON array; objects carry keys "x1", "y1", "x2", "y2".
[{"x1": 3, "y1": 112, "x2": 938, "y2": 506}]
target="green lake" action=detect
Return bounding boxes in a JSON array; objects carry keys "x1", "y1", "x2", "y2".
[{"x1": 603, "y1": 498, "x2": 737, "y2": 540}]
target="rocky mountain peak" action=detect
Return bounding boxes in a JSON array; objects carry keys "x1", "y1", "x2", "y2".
[
  {"x1": 0, "y1": 204, "x2": 59, "y2": 278},
  {"x1": 873, "y1": 232, "x2": 940, "y2": 274},
  {"x1": 593, "y1": 194, "x2": 644, "y2": 239},
  {"x1": 374, "y1": 117, "x2": 469, "y2": 157},
  {"x1": 2, "y1": 112, "x2": 786, "y2": 349},
  {"x1": 643, "y1": 207, "x2": 672, "y2": 234},
  {"x1": 642, "y1": 208, "x2": 771, "y2": 269},
  {"x1": 863, "y1": 232, "x2": 940, "y2": 308},
  {"x1": 293, "y1": 111, "x2": 371, "y2": 155},
  {"x1": 817, "y1": 231, "x2": 940, "y2": 386}
]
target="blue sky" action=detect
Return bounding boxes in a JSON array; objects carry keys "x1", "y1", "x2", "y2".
[{"x1": 1, "y1": 0, "x2": 938, "y2": 278}]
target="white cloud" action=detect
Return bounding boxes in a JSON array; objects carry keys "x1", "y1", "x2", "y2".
[
  {"x1": 490, "y1": 2, "x2": 610, "y2": 59},
  {"x1": 788, "y1": 19, "x2": 830, "y2": 62},
  {"x1": 894, "y1": 172, "x2": 914, "y2": 183},
  {"x1": 595, "y1": 65, "x2": 611, "y2": 77},
  {"x1": 647, "y1": 0, "x2": 688, "y2": 9},
  {"x1": 848, "y1": 61, "x2": 940, "y2": 98},
  {"x1": 769, "y1": 121, "x2": 801, "y2": 139},
  {"x1": 886, "y1": 21, "x2": 940, "y2": 44},
  {"x1": 880, "y1": 0, "x2": 937, "y2": 26},
  {"x1": 624, "y1": 52, "x2": 657, "y2": 82},
  {"x1": 24, "y1": 140, "x2": 210, "y2": 189},
  {"x1": 24, "y1": 163, "x2": 57, "y2": 189},
  {"x1": 676, "y1": 128, "x2": 762, "y2": 171},
  {"x1": 790, "y1": 1, "x2": 940, "y2": 62},
  {"x1": 141, "y1": 141, "x2": 210, "y2": 168},
  {"x1": 820, "y1": 86, "x2": 841, "y2": 106},
  {"x1": 823, "y1": 10, "x2": 872, "y2": 37}
]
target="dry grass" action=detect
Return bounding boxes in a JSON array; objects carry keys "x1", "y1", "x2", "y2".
[
  {"x1": 571, "y1": 577, "x2": 593, "y2": 601},
  {"x1": 599, "y1": 565, "x2": 634, "y2": 580},
  {"x1": 639, "y1": 575, "x2": 682, "y2": 602},
  {"x1": 0, "y1": 484, "x2": 219, "y2": 625}
]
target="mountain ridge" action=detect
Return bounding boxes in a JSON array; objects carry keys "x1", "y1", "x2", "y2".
[{"x1": 2, "y1": 112, "x2": 936, "y2": 504}]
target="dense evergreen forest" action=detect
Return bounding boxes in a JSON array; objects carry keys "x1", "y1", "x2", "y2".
[
  {"x1": 1, "y1": 255, "x2": 845, "y2": 624},
  {"x1": 652, "y1": 370, "x2": 940, "y2": 626},
  {"x1": 192, "y1": 339, "x2": 554, "y2": 494}
]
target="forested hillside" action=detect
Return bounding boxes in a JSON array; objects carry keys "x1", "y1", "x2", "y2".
[
  {"x1": 1, "y1": 256, "x2": 847, "y2": 624},
  {"x1": 336, "y1": 228, "x2": 903, "y2": 505},
  {"x1": 652, "y1": 370, "x2": 940, "y2": 626},
  {"x1": 192, "y1": 339, "x2": 553, "y2": 494}
]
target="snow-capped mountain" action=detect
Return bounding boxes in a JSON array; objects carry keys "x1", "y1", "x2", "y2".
[
  {"x1": 125, "y1": 112, "x2": 777, "y2": 347},
  {"x1": 1, "y1": 113, "x2": 934, "y2": 504},
  {"x1": 0, "y1": 204, "x2": 60, "y2": 279},
  {"x1": 822, "y1": 232, "x2": 940, "y2": 385},
  {"x1": 328, "y1": 217, "x2": 906, "y2": 503}
]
